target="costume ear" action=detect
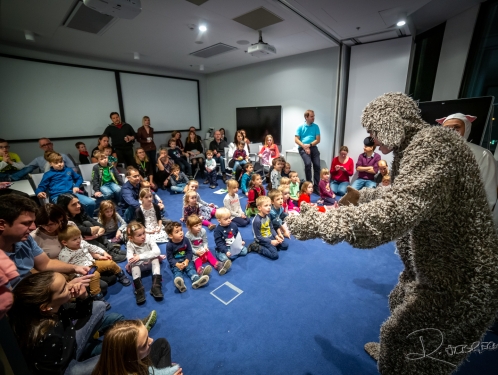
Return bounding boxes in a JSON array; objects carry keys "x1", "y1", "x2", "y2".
[
  {"x1": 435, "y1": 117, "x2": 446, "y2": 124},
  {"x1": 465, "y1": 115, "x2": 477, "y2": 123}
]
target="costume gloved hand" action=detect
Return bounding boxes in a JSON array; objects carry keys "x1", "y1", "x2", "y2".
[{"x1": 339, "y1": 186, "x2": 360, "y2": 206}]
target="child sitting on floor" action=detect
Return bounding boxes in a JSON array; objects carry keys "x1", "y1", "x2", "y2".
[
  {"x1": 185, "y1": 215, "x2": 231, "y2": 276},
  {"x1": 98, "y1": 200, "x2": 127, "y2": 243},
  {"x1": 270, "y1": 157, "x2": 284, "y2": 190},
  {"x1": 246, "y1": 174, "x2": 266, "y2": 217},
  {"x1": 240, "y1": 163, "x2": 254, "y2": 196},
  {"x1": 169, "y1": 164, "x2": 189, "y2": 194},
  {"x1": 214, "y1": 208, "x2": 248, "y2": 262},
  {"x1": 126, "y1": 222, "x2": 164, "y2": 305},
  {"x1": 136, "y1": 189, "x2": 168, "y2": 243},
  {"x1": 269, "y1": 189, "x2": 290, "y2": 239},
  {"x1": 248, "y1": 196, "x2": 288, "y2": 260},
  {"x1": 318, "y1": 168, "x2": 337, "y2": 205},
  {"x1": 381, "y1": 174, "x2": 391, "y2": 187},
  {"x1": 289, "y1": 171, "x2": 300, "y2": 203},
  {"x1": 166, "y1": 221, "x2": 209, "y2": 293},
  {"x1": 183, "y1": 191, "x2": 216, "y2": 230},
  {"x1": 281, "y1": 162, "x2": 291, "y2": 178},
  {"x1": 298, "y1": 181, "x2": 326, "y2": 213},
  {"x1": 184, "y1": 180, "x2": 217, "y2": 221},
  {"x1": 58, "y1": 225, "x2": 131, "y2": 310},
  {"x1": 278, "y1": 184, "x2": 299, "y2": 214},
  {"x1": 223, "y1": 180, "x2": 251, "y2": 227},
  {"x1": 280, "y1": 177, "x2": 290, "y2": 187}
]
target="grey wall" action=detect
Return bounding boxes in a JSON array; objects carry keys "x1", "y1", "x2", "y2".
[
  {"x1": 344, "y1": 37, "x2": 413, "y2": 170},
  {"x1": 432, "y1": 4, "x2": 480, "y2": 100},
  {"x1": 205, "y1": 48, "x2": 340, "y2": 167},
  {"x1": 0, "y1": 44, "x2": 208, "y2": 164}
]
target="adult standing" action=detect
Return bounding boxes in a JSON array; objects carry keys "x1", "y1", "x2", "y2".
[
  {"x1": 0, "y1": 138, "x2": 25, "y2": 182},
  {"x1": 9, "y1": 138, "x2": 77, "y2": 181},
  {"x1": 136, "y1": 116, "x2": 157, "y2": 165},
  {"x1": 287, "y1": 93, "x2": 498, "y2": 375},
  {"x1": 104, "y1": 112, "x2": 136, "y2": 167},
  {"x1": 209, "y1": 130, "x2": 228, "y2": 183},
  {"x1": 295, "y1": 110, "x2": 321, "y2": 192},
  {"x1": 91, "y1": 135, "x2": 117, "y2": 163},
  {"x1": 330, "y1": 146, "x2": 354, "y2": 196}
]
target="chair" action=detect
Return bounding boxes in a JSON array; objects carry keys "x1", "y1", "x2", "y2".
[
  {"x1": 223, "y1": 147, "x2": 233, "y2": 175},
  {"x1": 78, "y1": 163, "x2": 97, "y2": 197},
  {"x1": 248, "y1": 142, "x2": 262, "y2": 164},
  {"x1": 30, "y1": 173, "x2": 49, "y2": 204}
]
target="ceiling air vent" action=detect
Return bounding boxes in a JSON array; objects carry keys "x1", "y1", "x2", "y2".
[
  {"x1": 190, "y1": 43, "x2": 237, "y2": 58},
  {"x1": 233, "y1": 7, "x2": 283, "y2": 30},
  {"x1": 184, "y1": 0, "x2": 209, "y2": 5},
  {"x1": 63, "y1": 1, "x2": 117, "y2": 35}
]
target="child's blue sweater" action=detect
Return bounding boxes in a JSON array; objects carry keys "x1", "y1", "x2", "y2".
[{"x1": 35, "y1": 167, "x2": 83, "y2": 198}]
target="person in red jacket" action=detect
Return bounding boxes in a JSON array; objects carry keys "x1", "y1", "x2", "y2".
[{"x1": 330, "y1": 146, "x2": 354, "y2": 196}]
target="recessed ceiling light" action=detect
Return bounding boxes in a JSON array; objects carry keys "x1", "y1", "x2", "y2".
[
  {"x1": 133, "y1": 52, "x2": 140, "y2": 60},
  {"x1": 236, "y1": 40, "x2": 249, "y2": 45},
  {"x1": 24, "y1": 30, "x2": 35, "y2": 42},
  {"x1": 397, "y1": 20, "x2": 406, "y2": 27},
  {"x1": 199, "y1": 25, "x2": 207, "y2": 32},
  {"x1": 200, "y1": 65, "x2": 204, "y2": 71}
]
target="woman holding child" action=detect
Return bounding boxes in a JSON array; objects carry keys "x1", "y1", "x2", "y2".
[
  {"x1": 91, "y1": 135, "x2": 116, "y2": 163},
  {"x1": 330, "y1": 146, "x2": 354, "y2": 196}
]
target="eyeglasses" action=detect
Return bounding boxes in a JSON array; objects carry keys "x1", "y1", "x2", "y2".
[
  {"x1": 40, "y1": 142, "x2": 53, "y2": 147},
  {"x1": 0, "y1": 145, "x2": 10, "y2": 149}
]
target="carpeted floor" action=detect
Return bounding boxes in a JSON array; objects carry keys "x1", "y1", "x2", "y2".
[{"x1": 106, "y1": 177, "x2": 498, "y2": 374}]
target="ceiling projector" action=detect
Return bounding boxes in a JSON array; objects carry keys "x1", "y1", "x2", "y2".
[
  {"x1": 83, "y1": 0, "x2": 142, "y2": 20},
  {"x1": 247, "y1": 31, "x2": 276, "y2": 57}
]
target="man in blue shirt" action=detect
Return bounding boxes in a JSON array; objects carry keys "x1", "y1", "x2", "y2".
[{"x1": 295, "y1": 110, "x2": 321, "y2": 191}]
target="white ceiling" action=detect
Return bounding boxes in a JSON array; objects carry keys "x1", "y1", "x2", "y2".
[{"x1": 0, "y1": 0, "x2": 482, "y2": 74}]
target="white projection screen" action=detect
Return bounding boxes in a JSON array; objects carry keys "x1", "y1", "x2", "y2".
[
  {"x1": 0, "y1": 56, "x2": 119, "y2": 140},
  {"x1": 119, "y1": 72, "x2": 200, "y2": 131}
]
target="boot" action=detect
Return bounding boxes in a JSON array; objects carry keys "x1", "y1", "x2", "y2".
[
  {"x1": 133, "y1": 278, "x2": 146, "y2": 305},
  {"x1": 197, "y1": 265, "x2": 212, "y2": 276},
  {"x1": 215, "y1": 260, "x2": 231, "y2": 275},
  {"x1": 150, "y1": 275, "x2": 164, "y2": 300},
  {"x1": 116, "y1": 270, "x2": 131, "y2": 286}
]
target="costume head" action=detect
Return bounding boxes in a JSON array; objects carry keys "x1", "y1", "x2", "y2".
[
  {"x1": 361, "y1": 92, "x2": 423, "y2": 149},
  {"x1": 435, "y1": 113, "x2": 477, "y2": 140}
]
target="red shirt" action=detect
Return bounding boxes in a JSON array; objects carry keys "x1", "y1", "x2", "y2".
[
  {"x1": 261, "y1": 144, "x2": 279, "y2": 158},
  {"x1": 330, "y1": 157, "x2": 354, "y2": 183},
  {"x1": 297, "y1": 193, "x2": 325, "y2": 212}
]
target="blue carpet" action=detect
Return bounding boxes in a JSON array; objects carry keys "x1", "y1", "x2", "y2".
[{"x1": 106, "y1": 178, "x2": 498, "y2": 374}]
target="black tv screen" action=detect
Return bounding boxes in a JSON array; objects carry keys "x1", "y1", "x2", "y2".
[
  {"x1": 236, "y1": 106, "x2": 282, "y2": 145},
  {"x1": 418, "y1": 97, "x2": 494, "y2": 147}
]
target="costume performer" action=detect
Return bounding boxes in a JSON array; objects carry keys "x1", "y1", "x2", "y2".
[{"x1": 286, "y1": 92, "x2": 498, "y2": 375}]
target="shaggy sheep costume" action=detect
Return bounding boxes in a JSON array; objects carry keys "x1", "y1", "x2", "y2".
[{"x1": 286, "y1": 92, "x2": 498, "y2": 374}]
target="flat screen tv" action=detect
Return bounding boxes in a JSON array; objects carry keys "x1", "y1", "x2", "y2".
[
  {"x1": 236, "y1": 106, "x2": 282, "y2": 145},
  {"x1": 418, "y1": 97, "x2": 494, "y2": 147}
]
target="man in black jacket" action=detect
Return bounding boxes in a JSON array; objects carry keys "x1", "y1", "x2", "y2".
[
  {"x1": 208, "y1": 130, "x2": 228, "y2": 183},
  {"x1": 104, "y1": 112, "x2": 136, "y2": 166}
]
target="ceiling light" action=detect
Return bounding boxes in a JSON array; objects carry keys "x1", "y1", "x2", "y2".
[
  {"x1": 24, "y1": 30, "x2": 35, "y2": 42},
  {"x1": 200, "y1": 65, "x2": 204, "y2": 71},
  {"x1": 133, "y1": 52, "x2": 140, "y2": 60},
  {"x1": 396, "y1": 20, "x2": 406, "y2": 27},
  {"x1": 199, "y1": 25, "x2": 207, "y2": 32}
]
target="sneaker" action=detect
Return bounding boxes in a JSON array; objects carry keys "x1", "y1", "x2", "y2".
[
  {"x1": 210, "y1": 185, "x2": 216, "y2": 189},
  {"x1": 204, "y1": 179, "x2": 209, "y2": 184},
  {"x1": 208, "y1": 224, "x2": 216, "y2": 231},
  {"x1": 216, "y1": 260, "x2": 231, "y2": 275},
  {"x1": 192, "y1": 275, "x2": 209, "y2": 289},
  {"x1": 141, "y1": 310, "x2": 157, "y2": 331},
  {"x1": 197, "y1": 265, "x2": 212, "y2": 276},
  {"x1": 174, "y1": 277, "x2": 187, "y2": 293},
  {"x1": 247, "y1": 242, "x2": 260, "y2": 253},
  {"x1": 116, "y1": 270, "x2": 131, "y2": 286}
]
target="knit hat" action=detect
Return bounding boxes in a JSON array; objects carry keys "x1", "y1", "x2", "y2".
[{"x1": 435, "y1": 113, "x2": 477, "y2": 140}]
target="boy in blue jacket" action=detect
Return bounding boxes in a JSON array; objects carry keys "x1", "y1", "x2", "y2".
[
  {"x1": 35, "y1": 152, "x2": 95, "y2": 215},
  {"x1": 213, "y1": 207, "x2": 248, "y2": 262}
]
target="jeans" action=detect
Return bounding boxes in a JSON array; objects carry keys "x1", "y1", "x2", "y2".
[
  {"x1": 330, "y1": 181, "x2": 349, "y2": 196},
  {"x1": 170, "y1": 183, "x2": 186, "y2": 193},
  {"x1": 231, "y1": 216, "x2": 251, "y2": 227},
  {"x1": 175, "y1": 158, "x2": 192, "y2": 176},
  {"x1": 298, "y1": 146, "x2": 321, "y2": 187},
  {"x1": 98, "y1": 182, "x2": 121, "y2": 202},
  {"x1": 351, "y1": 178, "x2": 377, "y2": 190},
  {"x1": 216, "y1": 246, "x2": 248, "y2": 262},
  {"x1": 124, "y1": 206, "x2": 137, "y2": 222},
  {"x1": 52, "y1": 193, "x2": 95, "y2": 216},
  {"x1": 233, "y1": 160, "x2": 247, "y2": 173},
  {"x1": 206, "y1": 169, "x2": 217, "y2": 186},
  {"x1": 8, "y1": 164, "x2": 37, "y2": 181},
  {"x1": 258, "y1": 240, "x2": 289, "y2": 260},
  {"x1": 171, "y1": 262, "x2": 197, "y2": 282},
  {"x1": 213, "y1": 156, "x2": 226, "y2": 173},
  {"x1": 64, "y1": 355, "x2": 100, "y2": 375},
  {"x1": 74, "y1": 301, "x2": 106, "y2": 361}
]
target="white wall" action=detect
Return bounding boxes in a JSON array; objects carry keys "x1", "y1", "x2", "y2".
[
  {"x1": 432, "y1": 4, "x2": 480, "y2": 101},
  {"x1": 0, "y1": 44, "x2": 208, "y2": 164},
  {"x1": 205, "y1": 48, "x2": 340, "y2": 167},
  {"x1": 344, "y1": 37, "x2": 412, "y2": 170}
]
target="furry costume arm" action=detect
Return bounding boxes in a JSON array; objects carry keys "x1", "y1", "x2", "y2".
[{"x1": 287, "y1": 129, "x2": 458, "y2": 249}]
